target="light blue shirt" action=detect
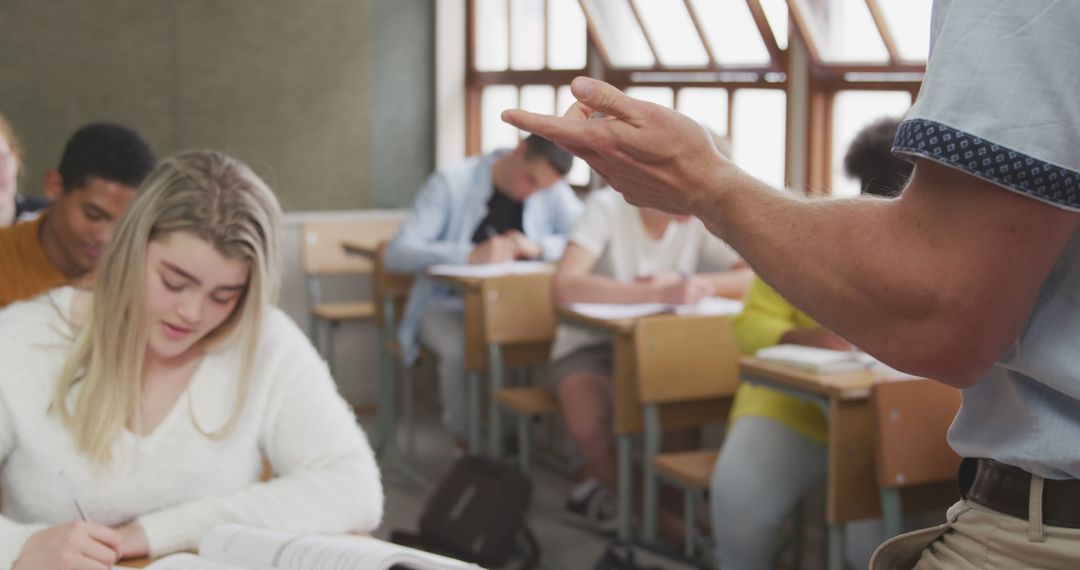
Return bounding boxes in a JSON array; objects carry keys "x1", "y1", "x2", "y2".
[
  {"x1": 386, "y1": 150, "x2": 583, "y2": 364},
  {"x1": 894, "y1": 1, "x2": 1080, "y2": 478}
]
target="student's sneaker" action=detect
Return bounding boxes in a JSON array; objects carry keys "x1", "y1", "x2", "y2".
[{"x1": 562, "y1": 479, "x2": 618, "y2": 534}]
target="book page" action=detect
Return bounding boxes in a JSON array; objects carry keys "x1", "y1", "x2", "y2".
[
  {"x1": 198, "y1": 525, "x2": 476, "y2": 570},
  {"x1": 133, "y1": 552, "x2": 253, "y2": 570}
]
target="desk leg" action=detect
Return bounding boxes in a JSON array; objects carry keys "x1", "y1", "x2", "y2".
[
  {"x1": 488, "y1": 344, "x2": 504, "y2": 458},
  {"x1": 827, "y1": 524, "x2": 846, "y2": 570},
  {"x1": 617, "y1": 434, "x2": 633, "y2": 541},
  {"x1": 467, "y1": 371, "x2": 483, "y2": 455},
  {"x1": 642, "y1": 405, "x2": 661, "y2": 544},
  {"x1": 881, "y1": 488, "x2": 903, "y2": 540}
]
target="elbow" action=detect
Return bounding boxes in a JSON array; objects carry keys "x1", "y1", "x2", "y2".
[
  {"x1": 341, "y1": 456, "x2": 385, "y2": 533},
  {"x1": 877, "y1": 317, "x2": 1005, "y2": 389}
]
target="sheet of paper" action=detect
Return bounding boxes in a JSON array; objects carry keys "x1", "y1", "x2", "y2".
[
  {"x1": 567, "y1": 302, "x2": 671, "y2": 320},
  {"x1": 428, "y1": 261, "x2": 551, "y2": 278},
  {"x1": 673, "y1": 297, "x2": 744, "y2": 316}
]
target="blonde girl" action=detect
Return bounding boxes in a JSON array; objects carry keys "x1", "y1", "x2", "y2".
[{"x1": 0, "y1": 150, "x2": 382, "y2": 569}]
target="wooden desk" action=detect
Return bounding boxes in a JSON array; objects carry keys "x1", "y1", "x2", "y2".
[
  {"x1": 738, "y1": 357, "x2": 882, "y2": 570},
  {"x1": 118, "y1": 559, "x2": 154, "y2": 568},
  {"x1": 557, "y1": 307, "x2": 733, "y2": 541},
  {"x1": 432, "y1": 270, "x2": 556, "y2": 454},
  {"x1": 341, "y1": 239, "x2": 378, "y2": 261}
]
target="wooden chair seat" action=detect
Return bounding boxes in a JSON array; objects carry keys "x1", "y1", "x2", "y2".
[
  {"x1": 496, "y1": 387, "x2": 560, "y2": 416},
  {"x1": 652, "y1": 449, "x2": 721, "y2": 491},
  {"x1": 311, "y1": 301, "x2": 376, "y2": 322}
]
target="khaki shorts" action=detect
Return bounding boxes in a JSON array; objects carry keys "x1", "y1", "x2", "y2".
[{"x1": 872, "y1": 499, "x2": 1080, "y2": 570}]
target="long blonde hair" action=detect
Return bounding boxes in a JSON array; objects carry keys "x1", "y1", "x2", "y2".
[{"x1": 52, "y1": 150, "x2": 282, "y2": 464}]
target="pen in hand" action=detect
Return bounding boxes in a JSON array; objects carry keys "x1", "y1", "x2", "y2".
[{"x1": 73, "y1": 498, "x2": 90, "y2": 522}]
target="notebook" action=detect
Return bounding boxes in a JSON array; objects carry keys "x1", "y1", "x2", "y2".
[
  {"x1": 754, "y1": 344, "x2": 871, "y2": 374},
  {"x1": 122, "y1": 524, "x2": 479, "y2": 570}
]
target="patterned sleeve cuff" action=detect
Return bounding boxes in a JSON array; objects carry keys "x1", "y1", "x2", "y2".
[{"x1": 893, "y1": 118, "x2": 1080, "y2": 212}]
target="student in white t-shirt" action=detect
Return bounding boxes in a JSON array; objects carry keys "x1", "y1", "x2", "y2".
[{"x1": 549, "y1": 178, "x2": 751, "y2": 537}]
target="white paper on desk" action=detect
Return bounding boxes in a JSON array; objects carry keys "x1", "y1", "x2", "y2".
[
  {"x1": 567, "y1": 302, "x2": 671, "y2": 320},
  {"x1": 755, "y1": 344, "x2": 869, "y2": 374},
  {"x1": 569, "y1": 298, "x2": 744, "y2": 321},
  {"x1": 673, "y1": 297, "x2": 744, "y2": 316},
  {"x1": 428, "y1": 260, "x2": 551, "y2": 278}
]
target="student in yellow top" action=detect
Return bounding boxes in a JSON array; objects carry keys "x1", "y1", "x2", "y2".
[
  {"x1": 709, "y1": 118, "x2": 913, "y2": 569},
  {"x1": 0, "y1": 122, "x2": 156, "y2": 308}
]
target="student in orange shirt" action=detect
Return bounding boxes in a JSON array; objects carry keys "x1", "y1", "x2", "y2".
[{"x1": 0, "y1": 122, "x2": 156, "y2": 308}]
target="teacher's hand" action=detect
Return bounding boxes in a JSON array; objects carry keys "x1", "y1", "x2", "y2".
[{"x1": 502, "y1": 77, "x2": 736, "y2": 216}]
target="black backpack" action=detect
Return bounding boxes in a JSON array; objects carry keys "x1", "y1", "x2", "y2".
[{"x1": 393, "y1": 456, "x2": 540, "y2": 569}]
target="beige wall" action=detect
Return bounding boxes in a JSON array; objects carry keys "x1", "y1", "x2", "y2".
[{"x1": 0, "y1": 0, "x2": 385, "y2": 211}]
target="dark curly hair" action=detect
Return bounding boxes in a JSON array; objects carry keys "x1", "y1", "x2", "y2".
[{"x1": 843, "y1": 117, "x2": 913, "y2": 198}]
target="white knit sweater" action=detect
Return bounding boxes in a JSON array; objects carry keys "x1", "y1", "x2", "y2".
[{"x1": 0, "y1": 287, "x2": 383, "y2": 568}]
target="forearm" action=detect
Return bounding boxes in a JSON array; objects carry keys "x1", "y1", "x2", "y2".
[
  {"x1": 385, "y1": 237, "x2": 472, "y2": 273},
  {"x1": 693, "y1": 166, "x2": 1036, "y2": 386},
  {"x1": 137, "y1": 455, "x2": 381, "y2": 556},
  {"x1": 553, "y1": 273, "x2": 660, "y2": 306},
  {"x1": 700, "y1": 268, "x2": 753, "y2": 299}
]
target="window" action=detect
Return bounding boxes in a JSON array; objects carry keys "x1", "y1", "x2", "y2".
[{"x1": 467, "y1": 0, "x2": 929, "y2": 194}]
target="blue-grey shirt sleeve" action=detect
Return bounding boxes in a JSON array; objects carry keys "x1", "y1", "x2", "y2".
[
  {"x1": 894, "y1": 0, "x2": 1080, "y2": 211},
  {"x1": 385, "y1": 171, "x2": 474, "y2": 272}
]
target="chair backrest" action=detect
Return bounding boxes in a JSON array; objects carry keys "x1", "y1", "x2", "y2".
[
  {"x1": 301, "y1": 219, "x2": 401, "y2": 276},
  {"x1": 480, "y1": 273, "x2": 558, "y2": 346},
  {"x1": 373, "y1": 240, "x2": 414, "y2": 327},
  {"x1": 871, "y1": 378, "x2": 962, "y2": 489},
  {"x1": 634, "y1": 314, "x2": 740, "y2": 406}
]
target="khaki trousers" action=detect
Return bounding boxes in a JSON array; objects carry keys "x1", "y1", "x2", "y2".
[{"x1": 872, "y1": 491, "x2": 1080, "y2": 569}]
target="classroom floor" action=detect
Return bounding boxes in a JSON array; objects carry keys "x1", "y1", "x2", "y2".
[{"x1": 357, "y1": 374, "x2": 834, "y2": 570}]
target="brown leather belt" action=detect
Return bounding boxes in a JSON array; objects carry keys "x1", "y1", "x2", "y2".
[{"x1": 964, "y1": 458, "x2": 1080, "y2": 529}]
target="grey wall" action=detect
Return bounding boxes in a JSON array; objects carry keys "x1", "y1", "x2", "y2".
[
  {"x1": 0, "y1": 0, "x2": 435, "y2": 211},
  {"x1": 371, "y1": 0, "x2": 435, "y2": 208}
]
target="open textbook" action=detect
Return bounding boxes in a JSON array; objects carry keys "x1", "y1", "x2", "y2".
[{"x1": 125, "y1": 524, "x2": 479, "y2": 570}]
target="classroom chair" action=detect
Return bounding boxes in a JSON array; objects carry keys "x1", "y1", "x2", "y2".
[
  {"x1": 301, "y1": 220, "x2": 399, "y2": 375},
  {"x1": 495, "y1": 386, "x2": 560, "y2": 474},
  {"x1": 634, "y1": 314, "x2": 741, "y2": 558},
  {"x1": 871, "y1": 378, "x2": 962, "y2": 539},
  {"x1": 476, "y1": 273, "x2": 558, "y2": 461}
]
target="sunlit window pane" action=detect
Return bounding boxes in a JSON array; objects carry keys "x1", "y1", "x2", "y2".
[
  {"x1": 548, "y1": 0, "x2": 587, "y2": 69},
  {"x1": 475, "y1": 0, "x2": 509, "y2": 71},
  {"x1": 677, "y1": 88, "x2": 729, "y2": 138},
  {"x1": 510, "y1": 0, "x2": 545, "y2": 70},
  {"x1": 877, "y1": 0, "x2": 931, "y2": 62},
  {"x1": 831, "y1": 90, "x2": 911, "y2": 197},
  {"x1": 733, "y1": 89, "x2": 786, "y2": 189},
  {"x1": 580, "y1": 0, "x2": 655, "y2": 67},
  {"x1": 520, "y1": 85, "x2": 556, "y2": 116},
  {"x1": 482, "y1": 86, "x2": 519, "y2": 153},
  {"x1": 760, "y1": 0, "x2": 789, "y2": 50},
  {"x1": 632, "y1": 0, "x2": 709, "y2": 67},
  {"x1": 688, "y1": 0, "x2": 770, "y2": 66},
  {"x1": 791, "y1": 0, "x2": 888, "y2": 63},
  {"x1": 557, "y1": 85, "x2": 591, "y2": 186},
  {"x1": 626, "y1": 87, "x2": 675, "y2": 108}
]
